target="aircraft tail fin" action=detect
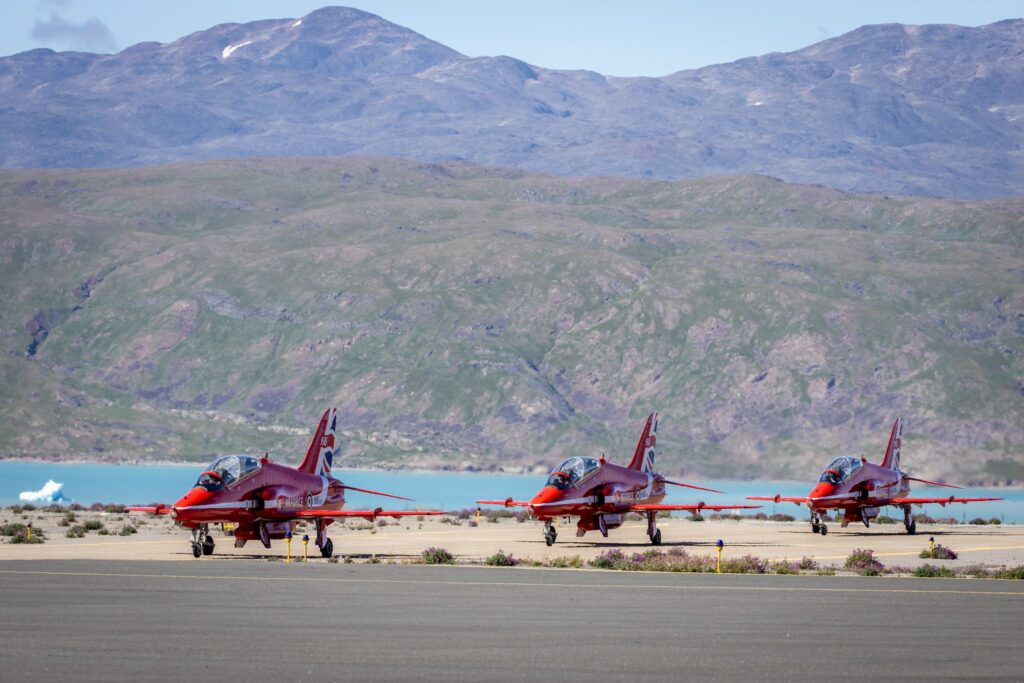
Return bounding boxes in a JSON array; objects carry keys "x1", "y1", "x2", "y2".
[
  {"x1": 880, "y1": 417, "x2": 903, "y2": 471},
  {"x1": 298, "y1": 408, "x2": 338, "y2": 475},
  {"x1": 626, "y1": 412, "x2": 658, "y2": 473}
]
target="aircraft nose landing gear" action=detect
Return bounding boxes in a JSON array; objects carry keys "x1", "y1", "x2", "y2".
[
  {"x1": 810, "y1": 513, "x2": 827, "y2": 535},
  {"x1": 190, "y1": 525, "x2": 214, "y2": 558},
  {"x1": 544, "y1": 521, "x2": 558, "y2": 546}
]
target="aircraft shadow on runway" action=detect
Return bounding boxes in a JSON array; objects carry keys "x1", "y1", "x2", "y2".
[
  {"x1": 804, "y1": 529, "x2": 1010, "y2": 538},
  {"x1": 521, "y1": 539, "x2": 778, "y2": 549}
]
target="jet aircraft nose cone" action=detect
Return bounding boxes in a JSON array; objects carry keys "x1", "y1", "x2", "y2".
[
  {"x1": 809, "y1": 483, "x2": 836, "y2": 500},
  {"x1": 174, "y1": 486, "x2": 213, "y2": 511},
  {"x1": 530, "y1": 485, "x2": 562, "y2": 508}
]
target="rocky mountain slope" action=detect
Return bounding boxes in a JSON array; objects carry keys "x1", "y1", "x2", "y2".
[
  {"x1": 2, "y1": 7, "x2": 1022, "y2": 199},
  {"x1": 1, "y1": 158, "x2": 1021, "y2": 482}
]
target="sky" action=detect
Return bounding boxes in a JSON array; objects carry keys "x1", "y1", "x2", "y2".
[{"x1": 3, "y1": 0, "x2": 1022, "y2": 76}]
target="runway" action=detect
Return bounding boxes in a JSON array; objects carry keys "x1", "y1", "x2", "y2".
[{"x1": 1, "y1": 561, "x2": 1021, "y2": 682}]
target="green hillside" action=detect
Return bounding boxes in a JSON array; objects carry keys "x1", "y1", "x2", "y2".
[{"x1": 0, "y1": 157, "x2": 1021, "y2": 483}]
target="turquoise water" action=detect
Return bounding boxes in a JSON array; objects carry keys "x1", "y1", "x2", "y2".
[{"x1": 1, "y1": 460, "x2": 1020, "y2": 522}]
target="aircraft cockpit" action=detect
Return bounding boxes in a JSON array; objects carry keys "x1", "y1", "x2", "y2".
[
  {"x1": 546, "y1": 456, "x2": 601, "y2": 490},
  {"x1": 818, "y1": 456, "x2": 863, "y2": 485},
  {"x1": 196, "y1": 454, "x2": 262, "y2": 491}
]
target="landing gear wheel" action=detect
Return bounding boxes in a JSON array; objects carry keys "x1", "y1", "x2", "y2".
[
  {"x1": 906, "y1": 520, "x2": 917, "y2": 535},
  {"x1": 819, "y1": 524, "x2": 828, "y2": 536},
  {"x1": 811, "y1": 523, "x2": 820, "y2": 534},
  {"x1": 201, "y1": 535, "x2": 215, "y2": 556},
  {"x1": 544, "y1": 527, "x2": 557, "y2": 546},
  {"x1": 191, "y1": 542, "x2": 202, "y2": 558},
  {"x1": 650, "y1": 528, "x2": 662, "y2": 546},
  {"x1": 320, "y1": 537, "x2": 334, "y2": 558}
]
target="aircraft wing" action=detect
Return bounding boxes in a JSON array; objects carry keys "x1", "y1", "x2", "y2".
[
  {"x1": 746, "y1": 496, "x2": 810, "y2": 506},
  {"x1": 889, "y1": 496, "x2": 1003, "y2": 506},
  {"x1": 476, "y1": 498, "x2": 531, "y2": 508},
  {"x1": 127, "y1": 505, "x2": 173, "y2": 515},
  {"x1": 296, "y1": 508, "x2": 446, "y2": 521},
  {"x1": 631, "y1": 503, "x2": 762, "y2": 512}
]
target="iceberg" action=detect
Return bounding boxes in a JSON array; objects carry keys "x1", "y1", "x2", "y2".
[{"x1": 19, "y1": 479, "x2": 68, "y2": 503}]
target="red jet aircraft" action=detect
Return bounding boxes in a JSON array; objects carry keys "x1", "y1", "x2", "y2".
[
  {"x1": 477, "y1": 412, "x2": 760, "y2": 546},
  {"x1": 130, "y1": 408, "x2": 442, "y2": 557},
  {"x1": 748, "y1": 418, "x2": 1002, "y2": 535}
]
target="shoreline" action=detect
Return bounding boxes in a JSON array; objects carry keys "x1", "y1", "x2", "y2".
[{"x1": 1, "y1": 455, "x2": 1020, "y2": 489}]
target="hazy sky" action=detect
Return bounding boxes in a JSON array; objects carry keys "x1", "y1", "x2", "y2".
[{"x1": 4, "y1": 0, "x2": 1022, "y2": 76}]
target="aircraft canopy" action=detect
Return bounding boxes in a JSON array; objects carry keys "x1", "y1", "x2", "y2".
[
  {"x1": 818, "y1": 456, "x2": 862, "y2": 485},
  {"x1": 196, "y1": 455, "x2": 262, "y2": 490},
  {"x1": 547, "y1": 456, "x2": 601, "y2": 490}
]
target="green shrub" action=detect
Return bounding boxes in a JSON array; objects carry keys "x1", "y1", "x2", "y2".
[
  {"x1": 589, "y1": 549, "x2": 628, "y2": 569},
  {"x1": 798, "y1": 557, "x2": 819, "y2": 570},
  {"x1": 420, "y1": 547, "x2": 454, "y2": 564},
  {"x1": 913, "y1": 564, "x2": 956, "y2": 578},
  {"x1": 845, "y1": 548, "x2": 884, "y2": 575},
  {"x1": 547, "y1": 555, "x2": 584, "y2": 568},
  {"x1": 722, "y1": 554, "x2": 769, "y2": 574},
  {"x1": 968, "y1": 517, "x2": 987, "y2": 525},
  {"x1": 82, "y1": 520, "x2": 104, "y2": 532},
  {"x1": 996, "y1": 565, "x2": 1024, "y2": 580},
  {"x1": 1, "y1": 523, "x2": 27, "y2": 536},
  {"x1": 876, "y1": 515, "x2": 898, "y2": 524},
  {"x1": 919, "y1": 544, "x2": 957, "y2": 560},
  {"x1": 688, "y1": 514, "x2": 705, "y2": 522},
  {"x1": 772, "y1": 560, "x2": 800, "y2": 574},
  {"x1": 485, "y1": 550, "x2": 520, "y2": 566},
  {"x1": 118, "y1": 525, "x2": 138, "y2": 536},
  {"x1": 988, "y1": 518, "x2": 1002, "y2": 525},
  {"x1": 769, "y1": 513, "x2": 796, "y2": 522},
  {"x1": 65, "y1": 525, "x2": 86, "y2": 538}
]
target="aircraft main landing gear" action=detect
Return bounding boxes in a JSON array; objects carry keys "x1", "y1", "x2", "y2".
[
  {"x1": 647, "y1": 511, "x2": 662, "y2": 545},
  {"x1": 902, "y1": 504, "x2": 916, "y2": 534},
  {"x1": 544, "y1": 521, "x2": 557, "y2": 546},
  {"x1": 190, "y1": 524, "x2": 213, "y2": 558},
  {"x1": 315, "y1": 519, "x2": 334, "y2": 558}
]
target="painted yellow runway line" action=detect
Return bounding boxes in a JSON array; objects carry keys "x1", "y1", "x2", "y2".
[{"x1": 1, "y1": 568, "x2": 1022, "y2": 597}]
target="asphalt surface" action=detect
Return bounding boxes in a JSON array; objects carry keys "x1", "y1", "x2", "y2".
[{"x1": 1, "y1": 561, "x2": 1022, "y2": 682}]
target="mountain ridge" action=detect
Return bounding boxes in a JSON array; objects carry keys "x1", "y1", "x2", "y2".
[{"x1": 2, "y1": 8, "x2": 1022, "y2": 198}]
